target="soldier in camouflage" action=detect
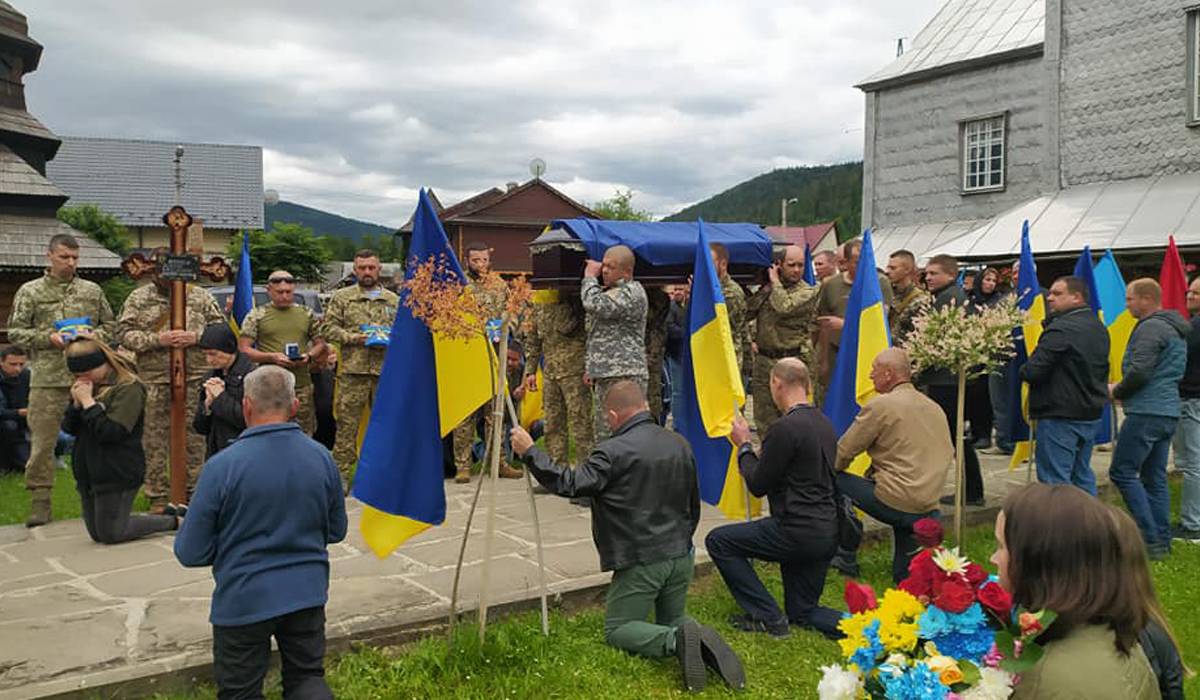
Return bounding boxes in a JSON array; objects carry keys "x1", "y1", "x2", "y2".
[
  {"x1": 7, "y1": 234, "x2": 116, "y2": 527},
  {"x1": 582, "y1": 245, "x2": 648, "y2": 441},
  {"x1": 451, "y1": 242, "x2": 520, "y2": 482},
  {"x1": 321, "y1": 250, "x2": 399, "y2": 491},
  {"x1": 745, "y1": 244, "x2": 818, "y2": 436},
  {"x1": 644, "y1": 286, "x2": 670, "y2": 422},
  {"x1": 885, "y1": 249, "x2": 930, "y2": 345},
  {"x1": 710, "y1": 243, "x2": 748, "y2": 373},
  {"x1": 117, "y1": 264, "x2": 224, "y2": 510},
  {"x1": 523, "y1": 290, "x2": 592, "y2": 467},
  {"x1": 237, "y1": 269, "x2": 327, "y2": 435}
]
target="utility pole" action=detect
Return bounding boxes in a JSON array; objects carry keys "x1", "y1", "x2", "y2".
[{"x1": 781, "y1": 197, "x2": 798, "y2": 227}]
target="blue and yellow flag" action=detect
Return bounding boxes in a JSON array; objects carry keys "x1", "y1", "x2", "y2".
[
  {"x1": 803, "y1": 242, "x2": 816, "y2": 285},
  {"x1": 1009, "y1": 221, "x2": 1046, "y2": 469},
  {"x1": 352, "y1": 189, "x2": 496, "y2": 557},
  {"x1": 1094, "y1": 249, "x2": 1136, "y2": 385},
  {"x1": 680, "y1": 220, "x2": 757, "y2": 520},
  {"x1": 230, "y1": 231, "x2": 254, "y2": 333},
  {"x1": 823, "y1": 230, "x2": 890, "y2": 475},
  {"x1": 1072, "y1": 247, "x2": 1112, "y2": 444}
]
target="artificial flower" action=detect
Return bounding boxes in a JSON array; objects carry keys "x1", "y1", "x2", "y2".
[
  {"x1": 817, "y1": 664, "x2": 863, "y2": 700},
  {"x1": 932, "y1": 547, "x2": 969, "y2": 576},
  {"x1": 977, "y1": 582, "x2": 1013, "y2": 618},
  {"x1": 846, "y1": 580, "x2": 878, "y2": 614},
  {"x1": 849, "y1": 619, "x2": 885, "y2": 671},
  {"x1": 880, "y1": 662, "x2": 950, "y2": 700},
  {"x1": 838, "y1": 611, "x2": 880, "y2": 657},
  {"x1": 928, "y1": 629, "x2": 997, "y2": 662},
  {"x1": 913, "y1": 518, "x2": 944, "y2": 547}
]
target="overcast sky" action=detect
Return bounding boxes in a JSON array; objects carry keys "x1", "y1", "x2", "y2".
[{"x1": 25, "y1": 0, "x2": 943, "y2": 226}]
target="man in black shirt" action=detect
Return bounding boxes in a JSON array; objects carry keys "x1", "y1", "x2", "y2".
[
  {"x1": 0, "y1": 346, "x2": 31, "y2": 473},
  {"x1": 706, "y1": 358, "x2": 842, "y2": 639}
]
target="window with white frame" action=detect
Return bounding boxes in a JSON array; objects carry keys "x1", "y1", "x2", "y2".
[
  {"x1": 962, "y1": 116, "x2": 1005, "y2": 192},
  {"x1": 1189, "y1": 9, "x2": 1200, "y2": 123}
]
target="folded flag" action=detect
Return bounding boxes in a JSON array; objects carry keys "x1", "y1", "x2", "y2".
[
  {"x1": 1071, "y1": 246, "x2": 1112, "y2": 445},
  {"x1": 803, "y1": 242, "x2": 816, "y2": 285},
  {"x1": 1093, "y1": 249, "x2": 1136, "y2": 384},
  {"x1": 230, "y1": 231, "x2": 254, "y2": 333},
  {"x1": 352, "y1": 189, "x2": 496, "y2": 557},
  {"x1": 1160, "y1": 235, "x2": 1190, "y2": 319},
  {"x1": 1009, "y1": 221, "x2": 1045, "y2": 470}
]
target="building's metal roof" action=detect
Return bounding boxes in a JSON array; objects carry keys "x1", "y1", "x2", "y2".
[
  {"x1": 871, "y1": 219, "x2": 989, "y2": 264},
  {"x1": 46, "y1": 136, "x2": 264, "y2": 229},
  {"x1": 764, "y1": 222, "x2": 838, "y2": 250},
  {"x1": 858, "y1": 0, "x2": 1044, "y2": 90},
  {"x1": 0, "y1": 214, "x2": 122, "y2": 271},
  {"x1": 874, "y1": 173, "x2": 1200, "y2": 262}
]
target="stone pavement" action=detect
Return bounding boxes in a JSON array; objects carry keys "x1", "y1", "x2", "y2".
[{"x1": 0, "y1": 450, "x2": 1112, "y2": 700}]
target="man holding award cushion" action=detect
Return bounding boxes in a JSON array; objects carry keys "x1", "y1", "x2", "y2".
[
  {"x1": 320, "y1": 249, "x2": 399, "y2": 491},
  {"x1": 6, "y1": 233, "x2": 116, "y2": 527}
]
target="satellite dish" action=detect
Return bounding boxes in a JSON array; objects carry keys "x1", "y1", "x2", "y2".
[
  {"x1": 264, "y1": 189, "x2": 280, "y2": 206},
  {"x1": 529, "y1": 158, "x2": 546, "y2": 180}
]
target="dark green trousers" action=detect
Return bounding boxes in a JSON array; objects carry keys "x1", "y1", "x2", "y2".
[{"x1": 603, "y1": 551, "x2": 694, "y2": 658}]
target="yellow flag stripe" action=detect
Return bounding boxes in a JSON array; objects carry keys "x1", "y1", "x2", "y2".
[
  {"x1": 433, "y1": 330, "x2": 497, "y2": 438},
  {"x1": 714, "y1": 440, "x2": 762, "y2": 520},
  {"x1": 690, "y1": 303, "x2": 746, "y2": 437},
  {"x1": 361, "y1": 504, "x2": 433, "y2": 558}
]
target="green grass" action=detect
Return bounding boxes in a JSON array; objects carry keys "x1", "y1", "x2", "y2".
[
  {"x1": 141, "y1": 486, "x2": 1200, "y2": 700},
  {"x1": 0, "y1": 466, "x2": 149, "y2": 525}
]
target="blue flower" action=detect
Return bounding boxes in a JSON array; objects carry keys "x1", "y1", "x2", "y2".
[
  {"x1": 880, "y1": 662, "x2": 949, "y2": 700},
  {"x1": 918, "y1": 606, "x2": 950, "y2": 638},
  {"x1": 851, "y1": 619, "x2": 885, "y2": 671},
  {"x1": 929, "y1": 628, "x2": 995, "y2": 662},
  {"x1": 946, "y1": 603, "x2": 986, "y2": 633}
]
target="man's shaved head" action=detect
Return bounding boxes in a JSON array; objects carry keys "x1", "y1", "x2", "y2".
[
  {"x1": 604, "y1": 379, "x2": 647, "y2": 415},
  {"x1": 603, "y1": 245, "x2": 636, "y2": 272},
  {"x1": 874, "y1": 348, "x2": 912, "y2": 380},
  {"x1": 770, "y1": 357, "x2": 811, "y2": 388}
]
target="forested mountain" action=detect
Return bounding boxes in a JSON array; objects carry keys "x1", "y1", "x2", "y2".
[
  {"x1": 264, "y1": 200, "x2": 393, "y2": 242},
  {"x1": 665, "y1": 162, "x2": 862, "y2": 239}
]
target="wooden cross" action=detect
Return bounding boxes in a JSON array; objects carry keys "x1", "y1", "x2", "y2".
[{"x1": 121, "y1": 205, "x2": 230, "y2": 504}]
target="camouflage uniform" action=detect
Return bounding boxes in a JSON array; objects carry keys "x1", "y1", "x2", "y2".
[
  {"x1": 745, "y1": 279, "x2": 818, "y2": 436},
  {"x1": 321, "y1": 284, "x2": 399, "y2": 487},
  {"x1": 582, "y1": 276, "x2": 648, "y2": 441},
  {"x1": 644, "y1": 287, "x2": 671, "y2": 422},
  {"x1": 239, "y1": 303, "x2": 322, "y2": 435},
  {"x1": 452, "y1": 274, "x2": 509, "y2": 476},
  {"x1": 6, "y1": 273, "x2": 116, "y2": 501},
  {"x1": 721, "y1": 275, "x2": 749, "y2": 373},
  {"x1": 524, "y1": 293, "x2": 592, "y2": 466},
  {"x1": 117, "y1": 283, "x2": 223, "y2": 504},
  {"x1": 890, "y1": 282, "x2": 930, "y2": 346}
]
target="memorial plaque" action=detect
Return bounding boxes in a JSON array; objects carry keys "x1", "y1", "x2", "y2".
[{"x1": 160, "y1": 254, "x2": 200, "y2": 282}]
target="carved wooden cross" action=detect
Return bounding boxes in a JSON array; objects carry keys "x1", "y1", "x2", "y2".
[{"x1": 121, "y1": 205, "x2": 230, "y2": 504}]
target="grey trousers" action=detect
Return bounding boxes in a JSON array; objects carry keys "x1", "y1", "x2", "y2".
[{"x1": 79, "y1": 486, "x2": 175, "y2": 544}]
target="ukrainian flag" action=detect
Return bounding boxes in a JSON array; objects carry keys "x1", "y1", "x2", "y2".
[
  {"x1": 680, "y1": 220, "x2": 757, "y2": 520},
  {"x1": 1094, "y1": 249, "x2": 1136, "y2": 384},
  {"x1": 823, "y1": 230, "x2": 890, "y2": 475},
  {"x1": 353, "y1": 189, "x2": 496, "y2": 557},
  {"x1": 230, "y1": 231, "x2": 254, "y2": 333},
  {"x1": 803, "y1": 242, "x2": 816, "y2": 285},
  {"x1": 1009, "y1": 221, "x2": 1045, "y2": 470},
  {"x1": 1072, "y1": 246, "x2": 1112, "y2": 444}
]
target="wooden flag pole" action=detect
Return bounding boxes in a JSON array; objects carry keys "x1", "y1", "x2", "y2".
[
  {"x1": 503, "y1": 390, "x2": 549, "y2": 635},
  {"x1": 478, "y1": 317, "x2": 513, "y2": 643},
  {"x1": 448, "y1": 456, "x2": 488, "y2": 641},
  {"x1": 954, "y1": 368, "x2": 967, "y2": 546}
]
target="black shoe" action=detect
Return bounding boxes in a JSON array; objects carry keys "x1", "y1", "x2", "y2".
[
  {"x1": 697, "y1": 624, "x2": 746, "y2": 690},
  {"x1": 939, "y1": 495, "x2": 985, "y2": 507},
  {"x1": 830, "y1": 554, "x2": 860, "y2": 578},
  {"x1": 570, "y1": 497, "x2": 590, "y2": 508},
  {"x1": 532, "y1": 485, "x2": 551, "y2": 495},
  {"x1": 1171, "y1": 524, "x2": 1200, "y2": 542},
  {"x1": 162, "y1": 503, "x2": 188, "y2": 518},
  {"x1": 1147, "y1": 543, "x2": 1171, "y2": 561},
  {"x1": 728, "y1": 613, "x2": 790, "y2": 639},
  {"x1": 674, "y1": 619, "x2": 706, "y2": 692},
  {"x1": 971, "y1": 438, "x2": 991, "y2": 450}
]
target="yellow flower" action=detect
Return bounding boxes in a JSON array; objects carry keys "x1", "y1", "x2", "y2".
[
  {"x1": 926, "y1": 655, "x2": 964, "y2": 686},
  {"x1": 878, "y1": 621, "x2": 919, "y2": 653},
  {"x1": 878, "y1": 589, "x2": 925, "y2": 623},
  {"x1": 837, "y1": 611, "x2": 879, "y2": 658}
]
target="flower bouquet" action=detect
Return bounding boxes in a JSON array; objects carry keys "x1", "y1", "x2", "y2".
[{"x1": 817, "y1": 518, "x2": 1056, "y2": 700}]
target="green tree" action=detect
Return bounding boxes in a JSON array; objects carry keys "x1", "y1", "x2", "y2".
[
  {"x1": 228, "y1": 223, "x2": 331, "y2": 283},
  {"x1": 56, "y1": 204, "x2": 132, "y2": 256},
  {"x1": 591, "y1": 189, "x2": 655, "y2": 221},
  {"x1": 318, "y1": 235, "x2": 359, "y2": 261}
]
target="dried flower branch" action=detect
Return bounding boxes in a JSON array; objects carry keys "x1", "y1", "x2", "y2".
[
  {"x1": 402, "y1": 255, "x2": 487, "y2": 341},
  {"x1": 903, "y1": 296, "x2": 1025, "y2": 380}
]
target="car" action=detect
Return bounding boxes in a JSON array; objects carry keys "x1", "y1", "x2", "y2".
[{"x1": 207, "y1": 285, "x2": 324, "y2": 318}]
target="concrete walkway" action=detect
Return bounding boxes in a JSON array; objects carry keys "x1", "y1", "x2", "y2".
[{"x1": 0, "y1": 450, "x2": 1111, "y2": 700}]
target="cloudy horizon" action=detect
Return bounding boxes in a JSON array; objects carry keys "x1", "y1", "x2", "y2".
[{"x1": 24, "y1": 1, "x2": 942, "y2": 226}]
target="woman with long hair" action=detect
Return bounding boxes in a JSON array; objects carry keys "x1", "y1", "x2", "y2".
[
  {"x1": 993, "y1": 482, "x2": 1171, "y2": 698},
  {"x1": 62, "y1": 338, "x2": 179, "y2": 544}
]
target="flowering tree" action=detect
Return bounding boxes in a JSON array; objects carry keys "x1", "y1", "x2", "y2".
[{"x1": 902, "y1": 297, "x2": 1025, "y2": 542}]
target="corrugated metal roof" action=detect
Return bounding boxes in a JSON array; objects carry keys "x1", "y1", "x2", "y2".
[
  {"x1": 0, "y1": 142, "x2": 64, "y2": 200},
  {"x1": 0, "y1": 214, "x2": 122, "y2": 270},
  {"x1": 764, "y1": 222, "x2": 838, "y2": 250},
  {"x1": 878, "y1": 173, "x2": 1200, "y2": 261},
  {"x1": 871, "y1": 219, "x2": 988, "y2": 264},
  {"x1": 858, "y1": 0, "x2": 1044, "y2": 89},
  {"x1": 46, "y1": 137, "x2": 264, "y2": 229}
]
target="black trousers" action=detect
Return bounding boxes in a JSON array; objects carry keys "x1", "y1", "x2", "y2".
[
  {"x1": 926, "y1": 384, "x2": 984, "y2": 501},
  {"x1": 965, "y1": 376, "x2": 993, "y2": 443},
  {"x1": 79, "y1": 486, "x2": 175, "y2": 544},
  {"x1": 212, "y1": 606, "x2": 333, "y2": 700},
  {"x1": 0, "y1": 420, "x2": 29, "y2": 473}
]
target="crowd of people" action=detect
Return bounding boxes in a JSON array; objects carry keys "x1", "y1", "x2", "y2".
[{"x1": 1, "y1": 230, "x2": 1194, "y2": 697}]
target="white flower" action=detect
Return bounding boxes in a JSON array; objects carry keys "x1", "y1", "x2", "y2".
[
  {"x1": 817, "y1": 664, "x2": 863, "y2": 700},
  {"x1": 931, "y1": 546, "x2": 969, "y2": 575},
  {"x1": 961, "y1": 667, "x2": 1016, "y2": 700}
]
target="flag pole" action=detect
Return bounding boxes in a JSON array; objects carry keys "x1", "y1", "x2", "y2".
[
  {"x1": 954, "y1": 368, "x2": 967, "y2": 545},
  {"x1": 479, "y1": 316, "x2": 514, "y2": 643},
  {"x1": 448, "y1": 455, "x2": 488, "y2": 641},
  {"x1": 503, "y1": 390, "x2": 550, "y2": 635},
  {"x1": 1024, "y1": 420, "x2": 1037, "y2": 484}
]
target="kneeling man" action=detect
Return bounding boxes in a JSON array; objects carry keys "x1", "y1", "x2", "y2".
[{"x1": 511, "y1": 381, "x2": 743, "y2": 693}]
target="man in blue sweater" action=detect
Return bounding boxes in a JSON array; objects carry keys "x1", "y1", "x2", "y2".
[
  {"x1": 175, "y1": 365, "x2": 347, "y2": 699},
  {"x1": 1109, "y1": 278, "x2": 1189, "y2": 560}
]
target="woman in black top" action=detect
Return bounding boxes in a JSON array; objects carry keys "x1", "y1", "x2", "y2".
[{"x1": 63, "y1": 339, "x2": 178, "y2": 544}]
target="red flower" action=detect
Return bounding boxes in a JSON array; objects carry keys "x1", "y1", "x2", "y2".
[
  {"x1": 933, "y1": 577, "x2": 976, "y2": 613},
  {"x1": 977, "y1": 581, "x2": 1013, "y2": 617},
  {"x1": 899, "y1": 550, "x2": 938, "y2": 598},
  {"x1": 1019, "y1": 612, "x2": 1043, "y2": 637},
  {"x1": 913, "y1": 518, "x2": 944, "y2": 547},
  {"x1": 965, "y1": 563, "x2": 989, "y2": 587},
  {"x1": 844, "y1": 580, "x2": 878, "y2": 614}
]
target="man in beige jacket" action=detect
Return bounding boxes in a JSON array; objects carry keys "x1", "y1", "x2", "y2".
[{"x1": 832, "y1": 347, "x2": 953, "y2": 583}]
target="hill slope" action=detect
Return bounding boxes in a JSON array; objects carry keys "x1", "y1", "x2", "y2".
[
  {"x1": 264, "y1": 200, "x2": 394, "y2": 241},
  {"x1": 665, "y1": 162, "x2": 862, "y2": 238}
]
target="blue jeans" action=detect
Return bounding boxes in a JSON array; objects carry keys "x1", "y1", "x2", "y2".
[
  {"x1": 1172, "y1": 399, "x2": 1200, "y2": 531},
  {"x1": 666, "y1": 355, "x2": 686, "y2": 434},
  {"x1": 837, "y1": 473, "x2": 938, "y2": 584},
  {"x1": 1035, "y1": 418, "x2": 1099, "y2": 495},
  {"x1": 1111, "y1": 413, "x2": 1177, "y2": 550},
  {"x1": 705, "y1": 517, "x2": 842, "y2": 637},
  {"x1": 989, "y1": 368, "x2": 1014, "y2": 450}
]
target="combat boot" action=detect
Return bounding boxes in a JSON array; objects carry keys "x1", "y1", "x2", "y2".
[
  {"x1": 26, "y1": 490, "x2": 52, "y2": 528},
  {"x1": 455, "y1": 467, "x2": 471, "y2": 484}
]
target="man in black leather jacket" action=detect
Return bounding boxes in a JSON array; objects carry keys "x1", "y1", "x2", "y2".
[
  {"x1": 193, "y1": 324, "x2": 255, "y2": 459},
  {"x1": 511, "y1": 381, "x2": 744, "y2": 693}
]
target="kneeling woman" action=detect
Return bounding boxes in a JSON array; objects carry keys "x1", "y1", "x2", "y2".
[{"x1": 63, "y1": 339, "x2": 178, "y2": 544}]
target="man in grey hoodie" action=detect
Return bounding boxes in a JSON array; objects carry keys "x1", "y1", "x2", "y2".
[{"x1": 1109, "y1": 278, "x2": 1190, "y2": 559}]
